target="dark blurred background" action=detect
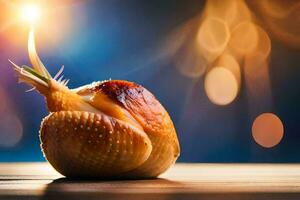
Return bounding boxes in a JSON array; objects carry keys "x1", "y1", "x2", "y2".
[{"x1": 0, "y1": 0, "x2": 299, "y2": 162}]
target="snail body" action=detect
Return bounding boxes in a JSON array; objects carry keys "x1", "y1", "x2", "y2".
[
  {"x1": 40, "y1": 79, "x2": 180, "y2": 178},
  {"x1": 10, "y1": 32, "x2": 180, "y2": 178}
]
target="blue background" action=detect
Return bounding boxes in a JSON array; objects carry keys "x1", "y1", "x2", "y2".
[{"x1": 0, "y1": 0, "x2": 299, "y2": 162}]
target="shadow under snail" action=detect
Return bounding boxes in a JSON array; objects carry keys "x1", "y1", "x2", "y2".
[{"x1": 10, "y1": 30, "x2": 180, "y2": 179}]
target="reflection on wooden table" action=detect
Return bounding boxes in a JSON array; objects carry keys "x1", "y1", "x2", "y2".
[{"x1": 0, "y1": 163, "x2": 300, "y2": 200}]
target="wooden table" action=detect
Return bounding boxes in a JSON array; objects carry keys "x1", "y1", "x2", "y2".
[{"x1": 0, "y1": 163, "x2": 300, "y2": 200}]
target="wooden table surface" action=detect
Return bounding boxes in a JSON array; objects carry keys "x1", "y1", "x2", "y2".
[{"x1": 0, "y1": 163, "x2": 300, "y2": 200}]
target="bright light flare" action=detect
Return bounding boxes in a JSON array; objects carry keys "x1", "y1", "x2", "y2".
[{"x1": 21, "y1": 4, "x2": 41, "y2": 25}]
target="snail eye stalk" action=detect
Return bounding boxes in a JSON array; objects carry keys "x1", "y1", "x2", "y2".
[
  {"x1": 28, "y1": 29, "x2": 52, "y2": 80},
  {"x1": 9, "y1": 27, "x2": 71, "y2": 91}
]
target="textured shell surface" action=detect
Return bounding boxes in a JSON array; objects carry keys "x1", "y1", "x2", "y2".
[{"x1": 40, "y1": 80, "x2": 180, "y2": 178}]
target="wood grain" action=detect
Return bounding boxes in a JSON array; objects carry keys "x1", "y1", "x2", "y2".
[{"x1": 0, "y1": 163, "x2": 300, "y2": 200}]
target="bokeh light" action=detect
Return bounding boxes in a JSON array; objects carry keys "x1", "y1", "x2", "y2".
[
  {"x1": 252, "y1": 25, "x2": 271, "y2": 60},
  {"x1": 244, "y1": 24, "x2": 271, "y2": 77},
  {"x1": 0, "y1": 87, "x2": 23, "y2": 148},
  {"x1": 204, "y1": 0, "x2": 238, "y2": 28},
  {"x1": 215, "y1": 53, "x2": 241, "y2": 87},
  {"x1": 0, "y1": 87, "x2": 8, "y2": 114},
  {"x1": 250, "y1": 0, "x2": 300, "y2": 49},
  {"x1": 254, "y1": 0, "x2": 296, "y2": 19},
  {"x1": 196, "y1": 17, "x2": 230, "y2": 63},
  {"x1": 252, "y1": 113, "x2": 284, "y2": 148},
  {"x1": 228, "y1": 21, "x2": 258, "y2": 59},
  {"x1": 0, "y1": 115, "x2": 23, "y2": 148},
  {"x1": 175, "y1": 43, "x2": 208, "y2": 78},
  {"x1": 169, "y1": 0, "x2": 273, "y2": 106},
  {"x1": 204, "y1": 67, "x2": 238, "y2": 105},
  {"x1": 204, "y1": 0, "x2": 252, "y2": 30},
  {"x1": 171, "y1": 16, "x2": 208, "y2": 78},
  {"x1": 243, "y1": 24, "x2": 272, "y2": 114}
]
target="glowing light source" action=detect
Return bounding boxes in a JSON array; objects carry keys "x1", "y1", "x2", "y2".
[
  {"x1": 204, "y1": 67, "x2": 239, "y2": 105},
  {"x1": 252, "y1": 113, "x2": 284, "y2": 148},
  {"x1": 21, "y1": 4, "x2": 41, "y2": 25}
]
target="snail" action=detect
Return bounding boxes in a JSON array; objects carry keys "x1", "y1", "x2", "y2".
[{"x1": 9, "y1": 30, "x2": 180, "y2": 178}]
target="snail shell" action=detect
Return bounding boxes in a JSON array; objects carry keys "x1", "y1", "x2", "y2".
[
  {"x1": 10, "y1": 30, "x2": 180, "y2": 179},
  {"x1": 40, "y1": 80, "x2": 180, "y2": 178}
]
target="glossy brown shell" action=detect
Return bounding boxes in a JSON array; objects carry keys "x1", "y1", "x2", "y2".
[{"x1": 40, "y1": 80, "x2": 180, "y2": 178}]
